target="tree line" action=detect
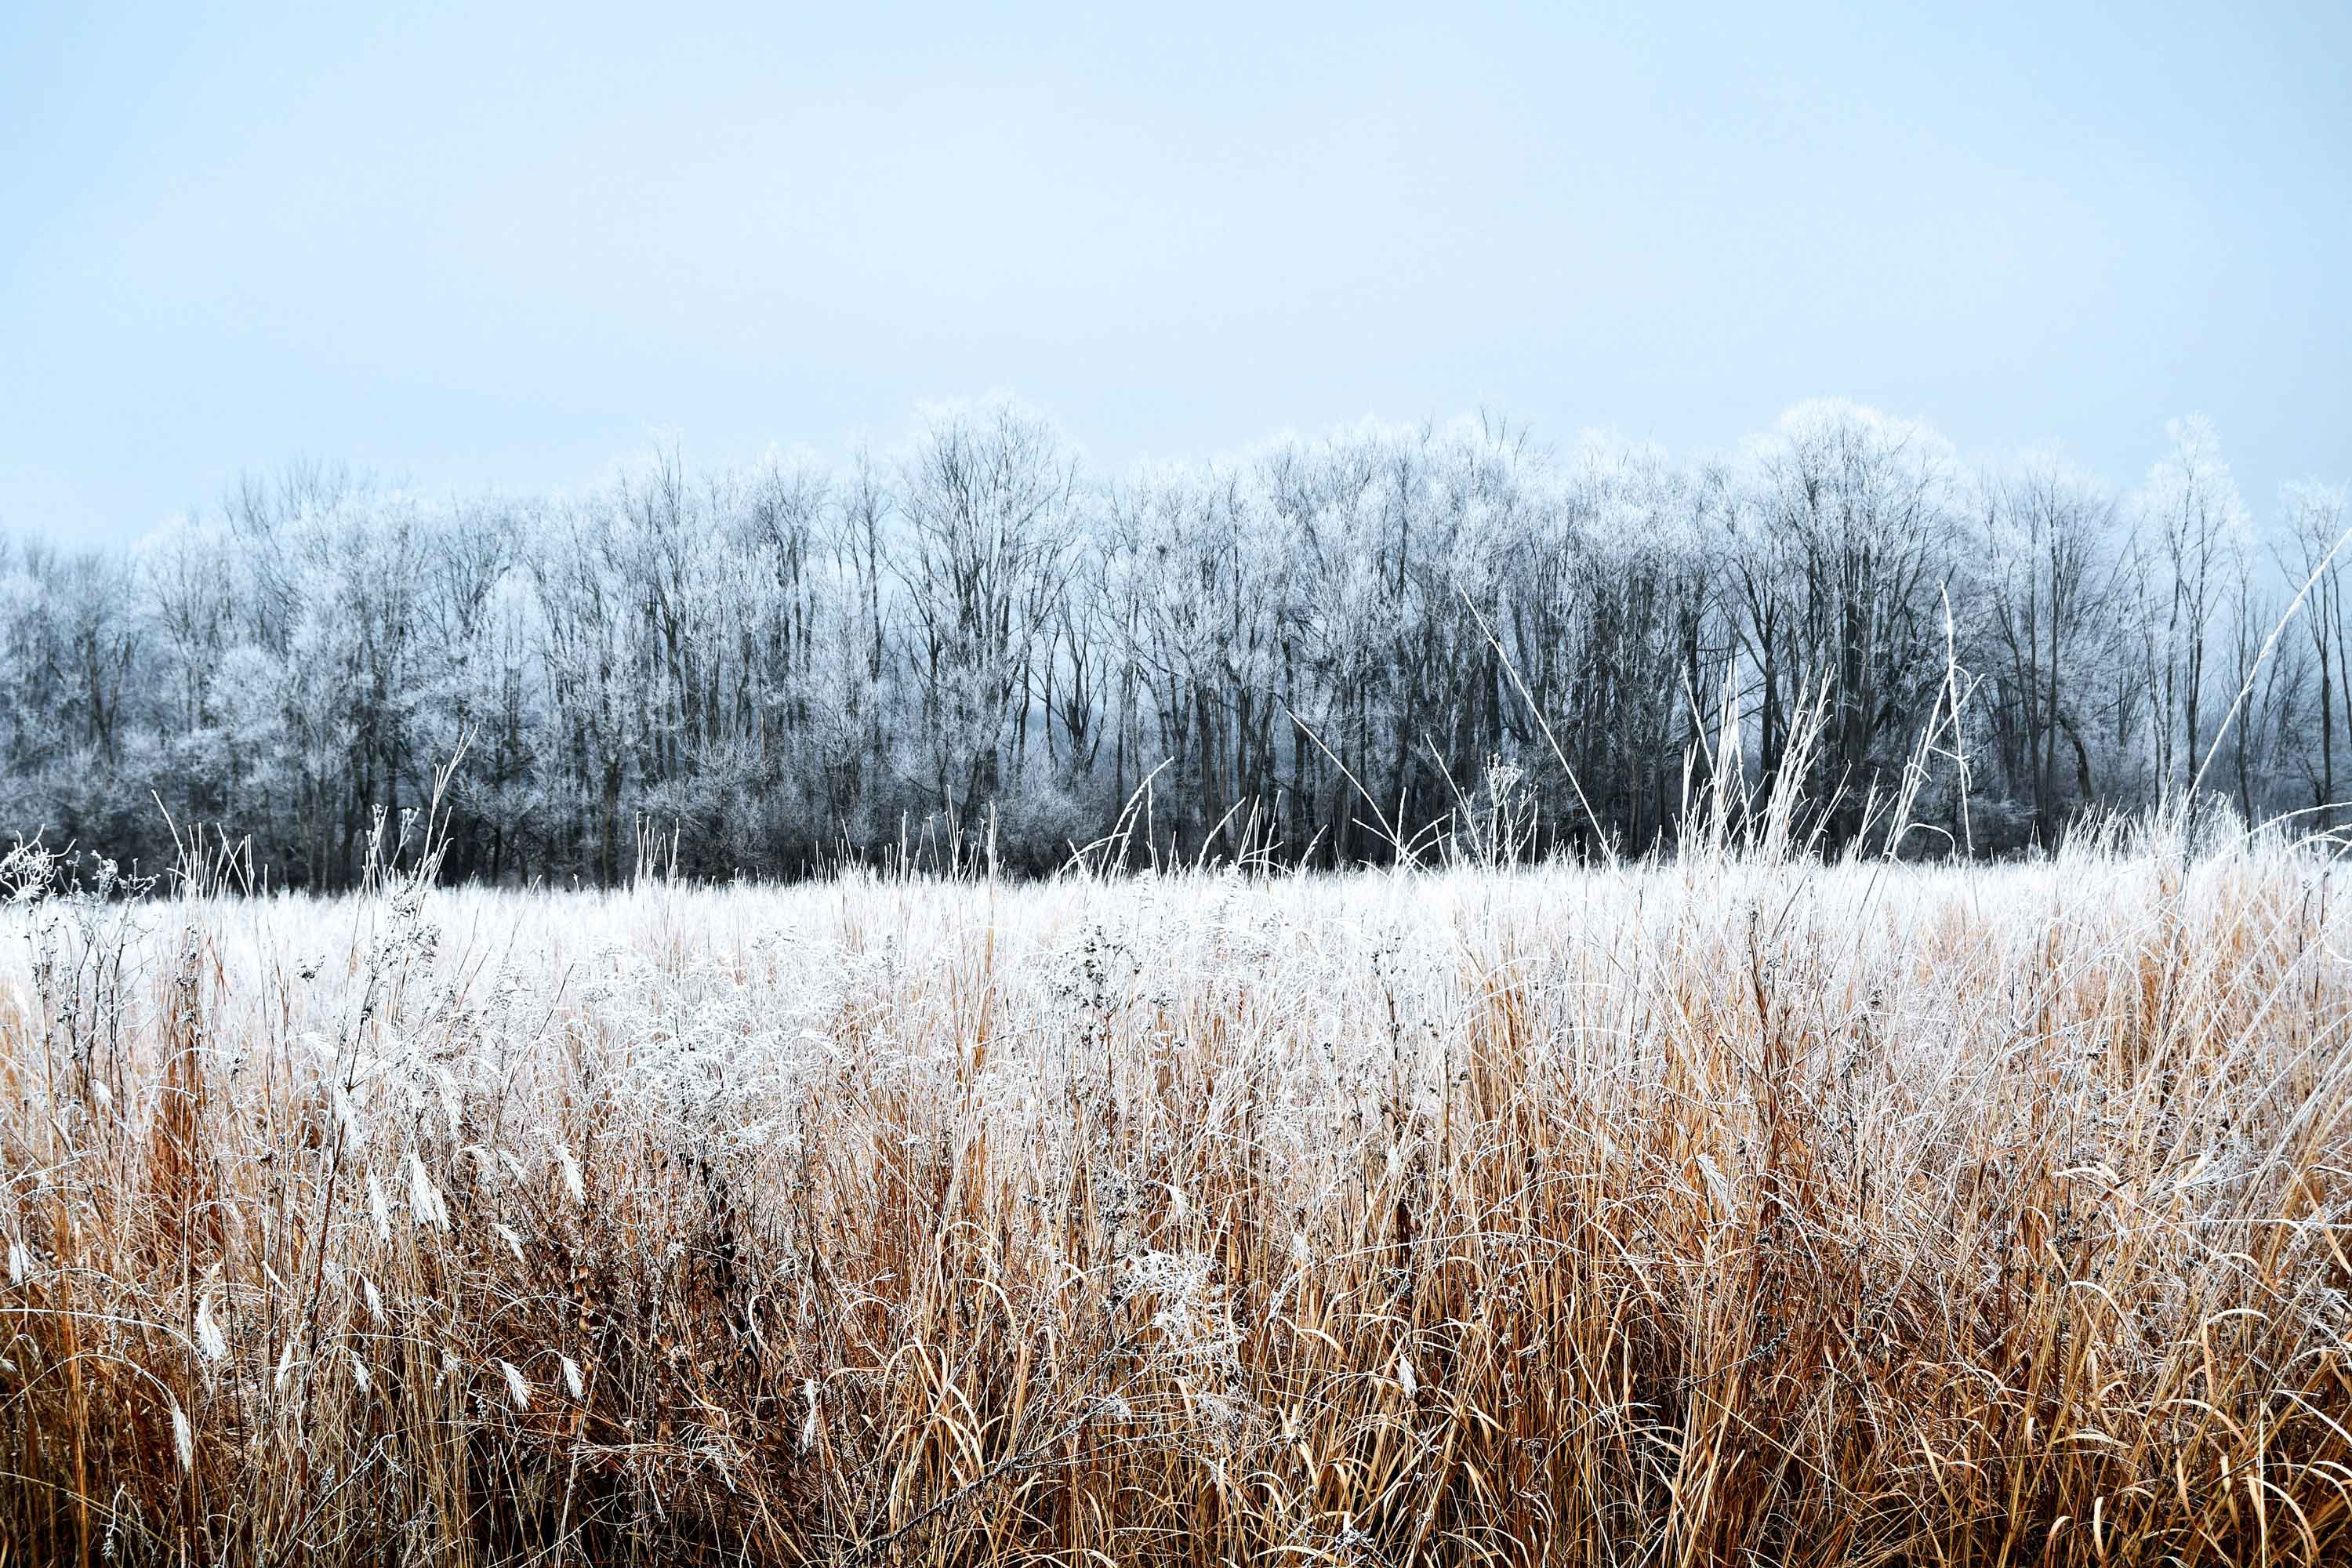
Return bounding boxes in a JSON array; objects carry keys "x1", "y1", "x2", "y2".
[{"x1": 2, "y1": 396, "x2": 2345, "y2": 888}]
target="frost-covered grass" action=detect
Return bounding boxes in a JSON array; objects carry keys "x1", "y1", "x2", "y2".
[{"x1": 4, "y1": 828, "x2": 2352, "y2": 1564}]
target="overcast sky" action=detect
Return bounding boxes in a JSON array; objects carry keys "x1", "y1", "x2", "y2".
[{"x1": 3, "y1": 0, "x2": 2347, "y2": 545}]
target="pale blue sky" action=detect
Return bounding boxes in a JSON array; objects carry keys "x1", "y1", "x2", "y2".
[{"x1": 3, "y1": 1, "x2": 2347, "y2": 543}]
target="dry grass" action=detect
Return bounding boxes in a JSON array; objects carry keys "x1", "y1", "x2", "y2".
[{"x1": 4, "y1": 821, "x2": 2352, "y2": 1565}]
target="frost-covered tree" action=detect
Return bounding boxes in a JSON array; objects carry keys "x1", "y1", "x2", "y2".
[
  {"x1": 2138, "y1": 416, "x2": 2253, "y2": 796},
  {"x1": 1972, "y1": 456, "x2": 2122, "y2": 844},
  {"x1": 893, "y1": 398, "x2": 1080, "y2": 839},
  {"x1": 1729, "y1": 401, "x2": 1964, "y2": 844}
]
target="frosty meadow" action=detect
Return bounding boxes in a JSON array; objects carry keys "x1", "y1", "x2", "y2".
[
  {"x1": 4, "y1": 797, "x2": 2352, "y2": 1564},
  {"x1": 9, "y1": 2, "x2": 2350, "y2": 1558},
  {"x1": 6, "y1": 395, "x2": 2352, "y2": 1563}
]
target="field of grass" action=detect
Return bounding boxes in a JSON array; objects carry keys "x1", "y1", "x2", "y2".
[{"x1": 4, "y1": 823, "x2": 2352, "y2": 1564}]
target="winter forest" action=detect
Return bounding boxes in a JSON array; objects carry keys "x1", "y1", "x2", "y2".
[{"x1": 3, "y1": 395, "x2": 2345, "y2": 889}]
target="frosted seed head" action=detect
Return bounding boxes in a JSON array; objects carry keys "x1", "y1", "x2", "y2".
[
  {"x1": 330, "y1": 1081, "x2": 362, "y2": 1142},
  {"x1": 553, "y1": 1141, "x2": 586, "y2": 1205},
  {"x1": 194, "y1": 1293, "x2": 227, "y2": 1363},
  {"x1": 408, "y1": 1153, "x2": 449, "y2": 1229}
]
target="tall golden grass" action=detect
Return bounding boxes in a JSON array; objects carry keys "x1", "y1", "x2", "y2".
[{"x1": 3, "y1": 814, "x2": 2351, "y2": 1564}]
